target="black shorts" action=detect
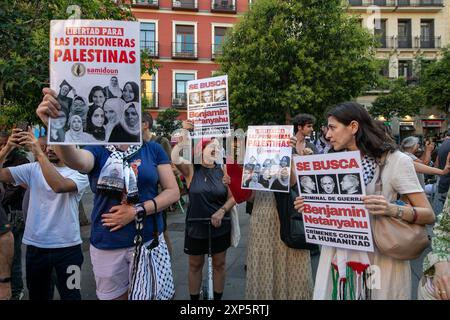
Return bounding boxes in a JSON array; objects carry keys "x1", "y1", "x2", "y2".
[
  {"x1": 0, "y1": 206, "x2": 11, "y2": 235},
  {"x1": 184, "y1": 232, "x2": 231, "y2": 256}
]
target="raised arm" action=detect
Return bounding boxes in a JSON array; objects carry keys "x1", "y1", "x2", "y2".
[
  {"x1": 414, "y1": 153, "x2": 450, "y2": 176},
  {"x1": 36, "y1": 88, "x2": 95, "y2": 173},
  {"x1": 18, "y1": 131, "x2": 78, "y2": 193},
  {"x1": 0, "y1": 130, "x2": 20, "y2": 184}
]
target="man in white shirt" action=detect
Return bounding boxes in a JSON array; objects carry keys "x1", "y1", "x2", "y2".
[{"x1": 0, "y1": 129, "x2": 89, "y2": 300}]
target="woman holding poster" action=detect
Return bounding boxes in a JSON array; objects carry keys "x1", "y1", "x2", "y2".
[
  {"x1": 245, "y1": 126, "x2": 314, "y2": 300},
  {"x1": 172, "y1": 136, "x2": 236, "y2": 301},
  {"x1": 36, "y1": 88, "x2": 180, "y2": 300},
  {"x1": 294, "y1": 102, "x2": 435, "y2": 300}
]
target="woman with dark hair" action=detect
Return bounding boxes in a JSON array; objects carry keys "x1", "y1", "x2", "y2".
[
  {"x1": 108, "y1": 102, "x2": 140, "y2": 143},
  {"x1": 86, "y1": 106, "x2": 106, "y2": 142},
  {"x1": 88, "y1": 86, "x2": 106, "y2": 111},
  {"x1": 69, "y1": 96, "x2": 89, "y2": 130},
  {"x1": 294, "y1": 102, "x2": 435, "y2": 300},
  {"x1": 122, "y1": 82, "x2": 139, "y2": 103}
]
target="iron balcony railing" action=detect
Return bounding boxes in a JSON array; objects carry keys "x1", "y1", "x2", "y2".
[
  {"x1": 418, "y1": 36, "x2": 441, "y2": 49},
  {"x1": 211, "y1": 44, "x2": 224, "y2": 60},
  {"x1": 172, "y1": 0, "x2": 198, "y2": 10},
  {"x1": 172, "y1": 42, "x2": 198, "y2": 59},
  {"x1": 140, "y1": 41, "x2": 159, "y2": 58},
  {"x1": 132, "y1": 0, "x2": 159, "y2": 7},
  {"x1": 349, "y1": 0, "x2": 443, "y2": 5},
  {"x1": 142, "y1": 92, "x2": 159, "y2": 109},
  {"x1": 211, "y1": 1, "x2": 236, "y2": 12},
  {"x1": 172, "y1": 93, "x2": 187, "y2": 108}
]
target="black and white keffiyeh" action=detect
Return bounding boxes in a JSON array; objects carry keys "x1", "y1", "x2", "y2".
[
  {"x1": 97, "y1": 145, "x2": 141, "y2": 203},
  {"x1": 361, "y1": 155, "x2": 377, "y2": 186}
]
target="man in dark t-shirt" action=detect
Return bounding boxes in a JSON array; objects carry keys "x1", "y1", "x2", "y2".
[{"x1": 433, "y1": 138, "x2": 450, "y2": 215}]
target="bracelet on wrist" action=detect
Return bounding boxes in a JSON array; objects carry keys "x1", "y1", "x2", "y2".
[
  {"x1": 395, "y1": 205, "x2": 404, "y2": 219},
  {"x1": 411, "y1": 207, "x2": 418, "y2": 224}
]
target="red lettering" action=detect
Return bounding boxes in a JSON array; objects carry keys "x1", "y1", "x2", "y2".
[
  {"x1": 312, "y1": 159, "x2": 360, "y2": 171},
  {"x1": 54, "y1": 49, "x2": 62, "y2": 62},
  {"x1": 129, "y1": 51, "x2": 136, "y2": 64},
  {"x1": 296, "y1": 162, "x2": 310, "y2": 171}
]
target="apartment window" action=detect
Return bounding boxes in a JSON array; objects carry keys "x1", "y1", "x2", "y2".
[
  {"x1": 141, "y1": 72, "x2": 157, "y2": 109},
  {"x1": 397, "y1": 20, "x2": 412, "y2": 48},
  {"x1": 379, "y1": 60, "x2": 389, "y2": 77},
  {"x1": 213, "y1": 27, "x2": 228, "y2": 59},
  {"x1": 140, "y1": 22, "x2": 157, "y2": 57},
  {"x1": 173, "y1": 73, "x2": 196, "y2": 107},
  {"x1": 420, "y1": 20, "x2": 435, "y2": 48},
  {"x1": 397, "y1": 0, "x2": 410, "y2": 5},
  {"x1": 374, "y1": 19, "x2": 387, "y2": 48},
  {"x1": 173, "y1": 24, "x2": 196, "y2": 58},
  {"x1": 172, "y1": 0, "x2": 198, "y2": 10},
  {"x1": 348, "y1": 0, "x2": 362, "y2": 5},
  {"x1": 211, "y1": 0, "x2": 236, "y2": 12},
  {"x1": 398, "y1": 60, "x2": 412, "y2": 78}
]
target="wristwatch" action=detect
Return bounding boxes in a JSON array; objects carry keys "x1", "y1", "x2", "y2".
[
  {"x1": 134, "y1": 203, "x2": 146, "y2": 220},
  {"x1": 395, "y1": 205, "x2": 404, "y2": 219}
]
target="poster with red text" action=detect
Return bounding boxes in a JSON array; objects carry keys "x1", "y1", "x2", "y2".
[
  {"x1": 294, "y1": 151, "x2": 374, "y2": 252},
  {"x1": 49, "y1": 20, "x2": 141, "y2": 145},
  {"x1": 187, "y1": 75, "x2": 230, "y2": 138},
  {"x1": 241, "y1": 126, "x2": 293, "y2": 193}
]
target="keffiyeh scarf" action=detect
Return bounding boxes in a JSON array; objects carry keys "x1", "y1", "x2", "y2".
[
  {"x1": 97, "y1": 145, "x2": 141, "y2": 203},
  {"x1": 330, "y1": 154, "x2": 378, "y2": 300}
]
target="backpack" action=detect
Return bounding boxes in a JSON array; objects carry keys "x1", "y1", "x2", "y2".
[{"x1": 273, "y1": 186, "x2": 319, "y2": 252}]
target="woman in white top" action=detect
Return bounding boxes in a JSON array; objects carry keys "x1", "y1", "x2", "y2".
[{"x1": 294, "y1": 102, "x2": 435, "y2": 300}]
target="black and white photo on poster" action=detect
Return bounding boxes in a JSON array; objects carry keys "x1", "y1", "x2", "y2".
[
  {"x1": 241, "y1": 126, "x2": 293, "y2": 193},
  {"x1": 294, "y1": 151, "x2": 374, "y2": 252},
  {"x1": 187, "y1": 75, "x2": 231, "y2": 138},
  {"x1": 48, "y1": 20, "x2": 141, "y2": 145}
]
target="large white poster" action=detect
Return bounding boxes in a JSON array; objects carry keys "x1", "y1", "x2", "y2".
[
  {"x1": 294, "y1": 151, "x2": 374, "y2": 252},
  {"x1": 49, "y1": 20, "x2": 141, "y2": 145},
  {"x1": 187, "y1": 75, "x2": 230, "y2": 138},
  {"x1": 241, "y1": 126, "x2": 293, "y2": 193}
]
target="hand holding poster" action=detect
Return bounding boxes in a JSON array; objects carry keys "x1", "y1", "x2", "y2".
[
  {"x1": 294, "y1": 151, "x2": 374, "y2": 252},
  {"x1": 241, "y1": 126, "x2": 293, "y2": 193},
  {"x1": 187, "y1": 75, "x2": 230, "y2": 138},
  {"x1": 49, "y1": 20, "x2": 141, "y2": 145}
]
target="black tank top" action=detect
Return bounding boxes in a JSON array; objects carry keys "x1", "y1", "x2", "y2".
[{"x1": 186, "y1": 164, "x2": 230, "y2": 239}]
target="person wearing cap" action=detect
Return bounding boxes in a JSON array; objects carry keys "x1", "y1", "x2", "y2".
[{"x1": 57, "y1": 80, "x2": 73, "y2": 118}]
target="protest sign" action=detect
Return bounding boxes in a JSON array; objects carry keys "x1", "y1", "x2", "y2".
[
  {"x1": 48, "y1": 20, "x2": 141, "y2": 145},
  {"x1": 241, "y1": 126, "x2": 293, "y2": 193},
  {"x1": 294, "y1": 151, "x2": 374, "y2": 252},
  {"x1": 187, "y1": 75, "x2": 230, "y2": 138}
]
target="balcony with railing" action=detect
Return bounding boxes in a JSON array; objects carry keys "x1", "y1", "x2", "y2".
[
  {"x1": 172, "y1": 42, "x2": 197, "y2": 59},
  {"x1": 172, "y1": 0, "x2": 198, "y2": 11},
  {"x1": 376, "y1": 36, "x2": 395, "y2": 49},
  {"x1": 140, "y1": 40, "x2": 159, "y2": 58},
  {"x1": 131, "y1": 0, "x2": 159, "y2": 8},
  {"x1": 211, "y1": 0, "x2": 237, "y2": 13},
  {"x1": 211, "y1": 44, "x2": 224, "y2": 60},
  {"x1": 172, "y1": 93, "x2": 187, "y2": 108},
  {"x1": 348, "y1": 0, "x2": 443, "y2": 10},
  {"x1": 142, "y1": 93, "x2": 159, "y2": 109},
  {"x1": 397, "y1": 35, "x2": 413, "y2": 48},
  {"x1": 348, "y1": 0, "x2": 396, "y2": 6},
  {"x1": 417, "y1": 36, "x2": 441, "y2": 49}
]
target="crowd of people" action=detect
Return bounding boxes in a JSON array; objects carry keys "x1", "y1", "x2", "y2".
[{"x1": 0, "y1": 91, "x2": 449, "y2": 301}]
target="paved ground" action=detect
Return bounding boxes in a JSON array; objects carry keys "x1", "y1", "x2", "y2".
[{"x1": 18, "y1": 189, "x2": 426, "y2": 300}]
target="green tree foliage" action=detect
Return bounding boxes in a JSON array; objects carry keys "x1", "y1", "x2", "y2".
[
  {"x1": 370, "y1": 78, "x2": 425, "y2": 120},
  {"x1": 420, "y1": 47, "x2": 450, "y2": 112},
  {"x1": 0, "y1": 0, "x2": 134, "y2": 128},
  {"x1": 155, "y1": 108, "x2": 181, "y2": 139},
  {"x1": 219, "y1": 0, "x2": 378, "y2": 127}
]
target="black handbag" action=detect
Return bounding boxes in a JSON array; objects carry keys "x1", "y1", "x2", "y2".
[{"x1": 273, "y1": 186, "x2": 319, "y2": 253}]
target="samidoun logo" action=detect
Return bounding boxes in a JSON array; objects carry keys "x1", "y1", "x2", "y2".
[{"x1": 71, "y1": 63, "x2": 86, "y2": 77}]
